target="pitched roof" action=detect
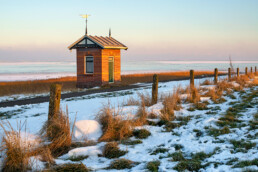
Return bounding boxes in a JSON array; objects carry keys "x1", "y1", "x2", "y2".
[{"x1": 68, "y1": 35, "x2": 128, "y2": 50}]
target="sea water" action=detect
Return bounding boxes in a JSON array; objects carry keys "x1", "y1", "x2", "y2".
[{"x1": 0, "y1": 61, "x2": 257, "y2": 82}]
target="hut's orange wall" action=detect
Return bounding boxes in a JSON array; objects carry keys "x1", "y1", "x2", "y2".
[
  {"x1": 101, "y1": 49, "x2": 121, "y2": 84},
  {"x1": 76, "y1": 48, "x2": 121, "y2": 88}
]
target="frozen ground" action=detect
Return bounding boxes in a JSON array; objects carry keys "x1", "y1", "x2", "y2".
[{"x1": 0, "y1": 76, "x2": 257, "y2": 171}]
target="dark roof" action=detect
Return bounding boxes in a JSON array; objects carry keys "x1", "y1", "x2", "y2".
[{"x1": 68, "y1": 35, "x2": 128, "y2": 50}]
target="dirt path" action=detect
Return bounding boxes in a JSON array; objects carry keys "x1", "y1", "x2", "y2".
[
  {"x1": 0, "y1": 84, "x2": 145, "y2": 108},
  {"x1": 0, "y1": 75, "x2": 226, "y2": 108}
]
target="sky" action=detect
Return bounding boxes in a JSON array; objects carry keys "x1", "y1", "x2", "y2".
[{"x1": 0, "y1": 0, "x2": 258, "y2": 62}]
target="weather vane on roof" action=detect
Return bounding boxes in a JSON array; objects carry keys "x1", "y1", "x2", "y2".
[{"x1": 80, "y1": 14, "x2": 91, "y2": 35}]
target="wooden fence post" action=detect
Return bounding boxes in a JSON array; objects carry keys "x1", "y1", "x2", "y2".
[
  {"x1": 47, "y1": 83, "x2": 62, "y2": 138},
  {"x1": 255, "y1": 66, "x2": 257, "y2": 73},
  {"x1": 245, "y1": 67, "x2": 248, "y2": 75},
  {"x1": 236, "y1": 68, "x2": 239, "y2": 78},
  {"x1": 214, "y1": 68, "x2": 218, "y2": 84},
  {"x1": 152, "y1": 74, "x2": 158, "y2": 104},
  {"x1": 228, "y1": 68, "x2": 231, "y2": 81},
  {"x1": 250, "y1": 67, "x2": 253, "y2": 73},
  {"x1": 190, "y1": 70, "x2": 194, "y2": 88}
]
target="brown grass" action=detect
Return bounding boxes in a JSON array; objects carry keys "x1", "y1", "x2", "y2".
[
  {"x1": 204, "y1": 88, "x2": 220, "y2": 102},
  {"x1": 200, "y1": 79, "x2": 212, "y2": 85},
  {"x1": 186, "y1": 86, "x2": 200, "y2": 104},
  {"x1": 134, "y1": 94, "x2": 148, "y2": 126},
  {"x1": 0, "y1": 121, "x2": 33, "y2": 172},
  {"x1": 0, "y1": 76, "x2": 77, "y2": 96},
  {"x1": 0, "y1": 70, "x2": 224, "y2": 96},
  {"x1": 160, "y1": 88, "x2": 181, "y2": 122},
  {"x1": 97, "y1": 103, "x2": 133, "y2": 142},
  {"x1": 40, "y1": 107, "x2": 74, "y2": 157}
]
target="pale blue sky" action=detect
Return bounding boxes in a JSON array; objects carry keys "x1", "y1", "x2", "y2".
[{"x1": 0, "y1": 0, "x2": 258, "y2": 62}]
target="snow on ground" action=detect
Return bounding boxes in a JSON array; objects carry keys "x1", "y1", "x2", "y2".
[
  {"x1": 73, "y1": 120, "x2": 102, "y2": 141},
  {"x1": 1, "y1": 75, "x2": 257, "y2": 171}
]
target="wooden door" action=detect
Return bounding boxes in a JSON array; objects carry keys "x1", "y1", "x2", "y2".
[{"x1": 108, "y1": 57, "x2": 114, "y2": 83}]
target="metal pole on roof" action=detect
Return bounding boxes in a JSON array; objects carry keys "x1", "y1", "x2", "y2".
[{"x1": 80, "y1": 14, "x2": 91, "y2": 35}]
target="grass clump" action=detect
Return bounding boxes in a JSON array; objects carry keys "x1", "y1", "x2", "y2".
[
  {"x1": 0, "y1": 121, "x2": 33, "y2": 172},
  {"x1": 108, "y1": 158, "x2": 134, "y2": 169},
  {"x1": 164, "y1": 122, "x2": 180, "y2": 132},
  {"x1": 41, "y1": 108, "x2": 74, "y2": 157},
  {"x1": 194, "y1": 102, "x2": 209, "y2": 110},
  {"x1": 103, "y1": 142, "x2": 127, "y2": 159},
  {"x1": 191, "y1": 151, "x2": 210, "y2": 161},
  {"x1": 52, "y1": 163, "x2": 89, "y2": 172},
  {"x1": 151, "y1": 148, "x2": 169, "y2": 155},
  {"x1": 146, "y1": 160, "x2": 160, "y2": 172},
  {"x1": 186, "y1": 86, "x2": 201, "y2": 104},
  {"x1": 133, "y1": 129, "x2": 151, "y2": 139},
  {"x1": 160, "y1": 87, "x2": 182, "y2": 123},
  {"x1": 173, "y1": 144, "x2": 184, "y2": 150},
  {"x1": 176, "y1": 116, "x2": 192, "y2": 126},
  {"x1": 121, "y1": 139, "x2": 142, "y2": 145},
  {"x1": 230, "y1": 140, "x2": 256, "y2": 152},
  {"x1": 170, "y1": 151, "x2": 185, "y2": 161},
  {"x1": 232, "y1": 159, "x2": 258, "y2": 168},
  {"x1": 173, "y1": 160, "x2": 202, "y2": 171},
  {"x1": 207, "y1": 126, "x2": 230, "y2": 137},
  {"x1": 67, "y1": 155, "x2": 89, "y2": 162},
  {"x1": 97, "y1": 103, "x2": 133, "y2": 142},
  {"x1": 135, "y1": 94, "x2": 148, "y2": 126},
  {"x1": 201, "y1": 79, "x2": 212, "y2": 85}
]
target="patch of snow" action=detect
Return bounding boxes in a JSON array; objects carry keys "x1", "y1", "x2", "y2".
[
  {"x1": 200, "y1": 85, "x2": 216, "y2": 90},
  {"x1": 73, "y1": 120, "x2": 102, "y2": 141},
  {"x1": 30, "y1": 156, "x2": 45, "y2": 171},
  {"x1": 200, "y1": 97, "x2": 211, "y2": 101}
]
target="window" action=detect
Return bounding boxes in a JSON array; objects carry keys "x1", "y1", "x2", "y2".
[{"x1": 85, "y1": 56, "x2": 94, "y2": 74}]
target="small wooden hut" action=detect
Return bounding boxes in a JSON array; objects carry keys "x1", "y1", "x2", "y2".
[{"x1": 68, "y1": 34, "x2": 128, "y2": 88}]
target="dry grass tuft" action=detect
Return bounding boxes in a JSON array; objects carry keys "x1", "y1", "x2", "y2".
[
  {"x1": 97, "y1": 103, "x2": 133, "y2": 142},
  {"x1": 186, "y1": 86, "x2": 200, "y2": 104},
  {"x1": 34, "y1": 146, "x2": 54, "y2": 168},
  {"x1": 0, "y1": 121, "x2": 33, "y2": 172},
  {"x1": 216, "y1": 80, "x2": 233, "y2": 95},
  {"x1": 160, "y1": 88, "x2": 182, "y2": 122},
  {"x1": 137, "y1": 92, "x2": 152, "y2": 107},
  {"x1": 134, "y1": 94, "x2": 148, "y2": 126},
  {"x1": 40, "y1": 107, "x2": 74, "y2": 157},
  {"x1": 201, "y1": 79, "x2": 212, "y2": 85},
  {"x1": 124, "y1": 96, "x2": 139, "y2": 106}
]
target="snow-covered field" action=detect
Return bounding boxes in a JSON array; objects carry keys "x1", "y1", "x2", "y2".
[{"x1": 0, "y1": 76, "x2": 257, "y2": 171}]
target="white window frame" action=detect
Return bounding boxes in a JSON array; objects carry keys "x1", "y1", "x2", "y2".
[{"x1": 85, "y1": 56, "x2": 94, "y2": 74}]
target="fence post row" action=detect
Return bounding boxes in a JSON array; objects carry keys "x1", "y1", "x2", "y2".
[
  {"x1": 228, "y1": 68, "x2": 231, "y2": 81},
  {"x1": 190, "y1": 70, "x2": 194, "y2": 88},
  {"x1": 214, "y1": 68, "x2": 218, "y2": 84},
  {"x1": 152, "y1": 74, "x2": 158, "y2": 104}
]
